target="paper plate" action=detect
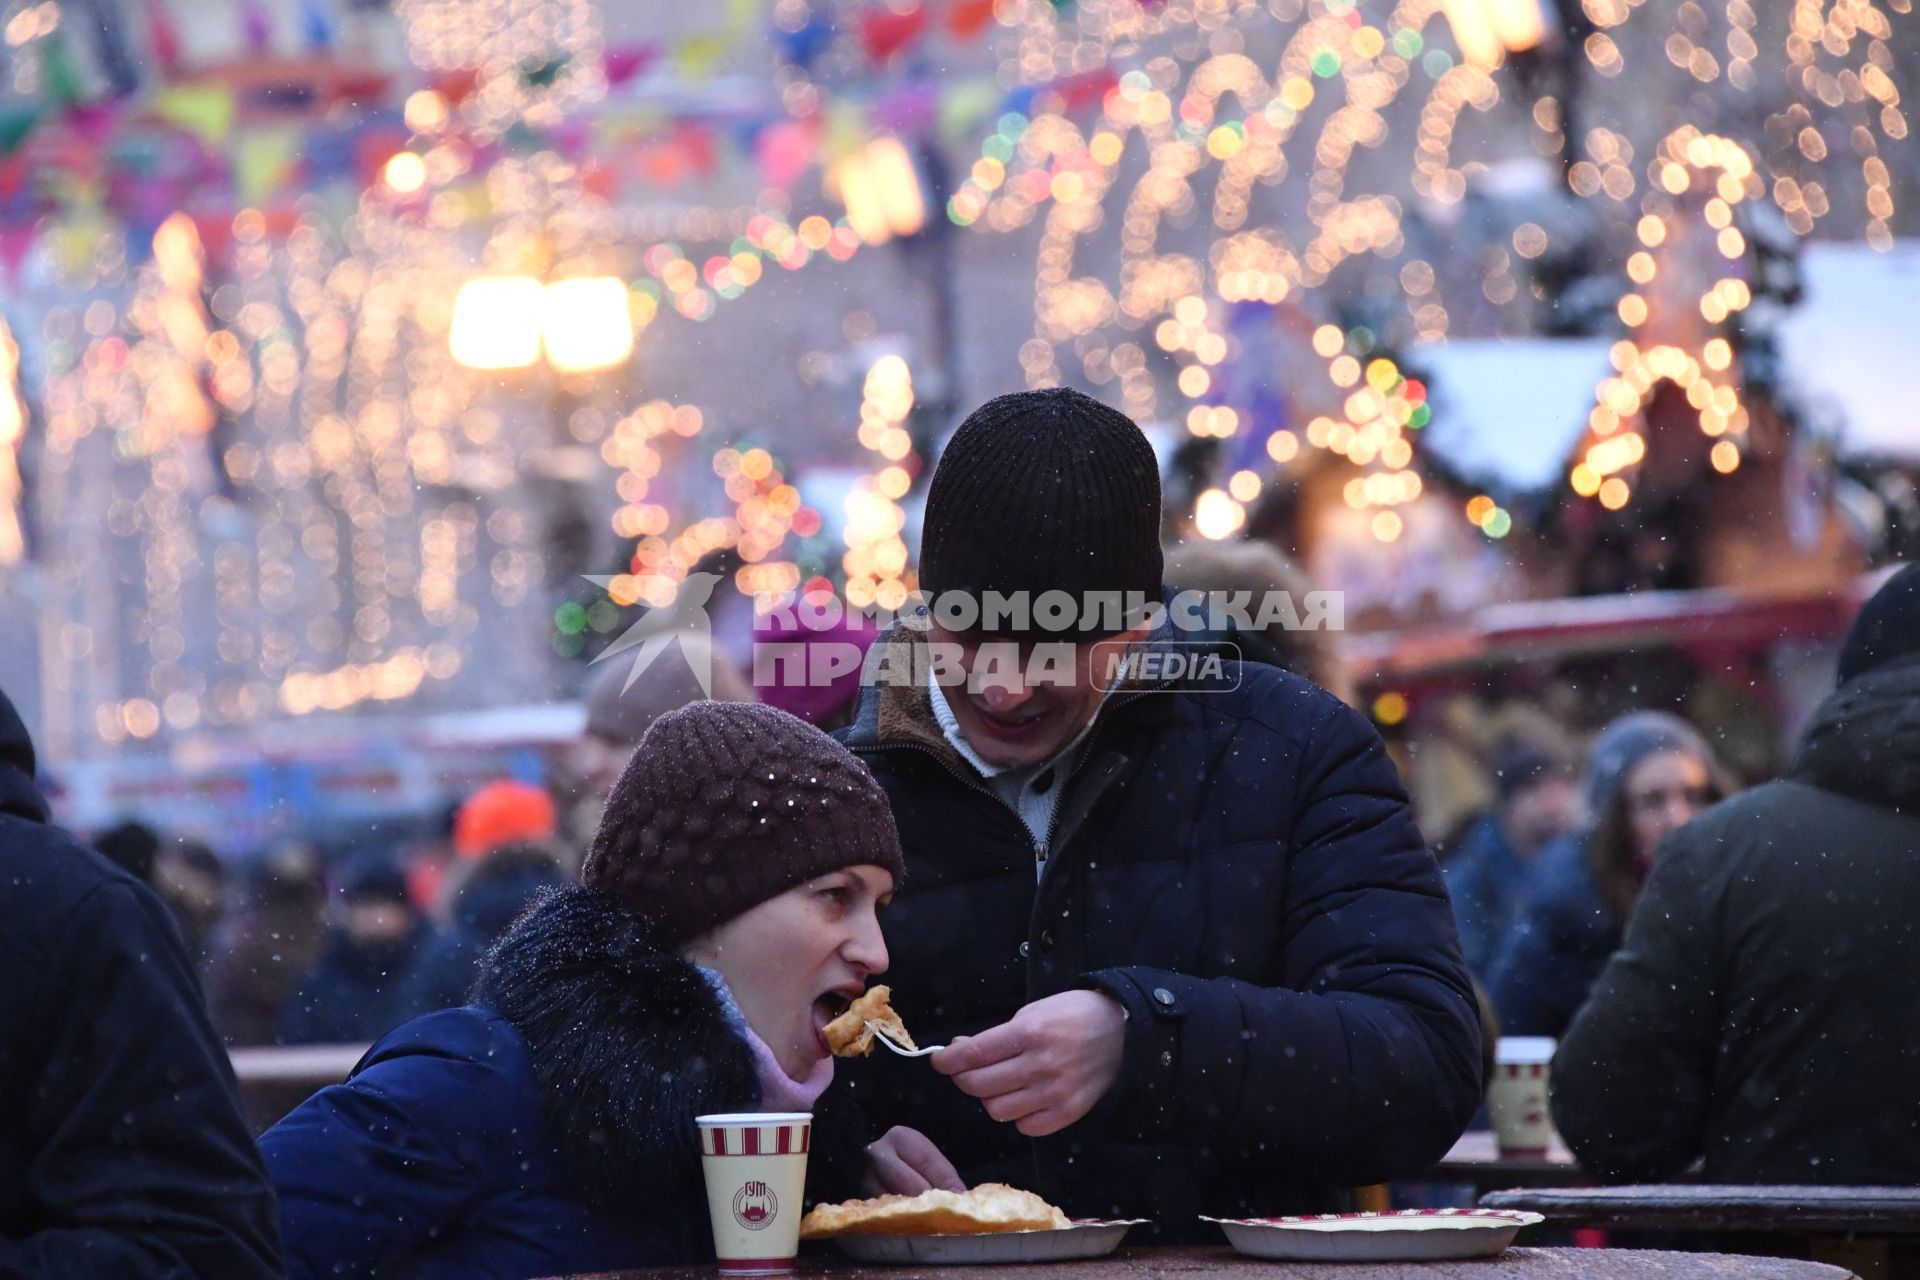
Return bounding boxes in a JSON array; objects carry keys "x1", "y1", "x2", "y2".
[
  {"x1": 1202, "y1": 1209, "x2": 1543, "y2": 1262},
  {"x1": 830, "y1": 1220, "x2": 1145, "y2": 1265}
]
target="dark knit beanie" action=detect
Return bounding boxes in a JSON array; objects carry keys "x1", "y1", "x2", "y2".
[
  {"x1": 920, "y1": 388, "x2": 1163, "y2": 640},
  {"x1": 339, "y1": 857, "x2": 414, "y2": 907},
  {"x1": 1838, "y1": 562, "x2": 1920, "y2": 685},
  {"x1": 583, "y1": 701, "x2": 905, "y2": 944},
  {"x1": 1582, "y1": 711, "x2": 1715, "y2": 817},
  {"x1": 1491, "y1": 737, "x2": 1569, "y2": 804}
]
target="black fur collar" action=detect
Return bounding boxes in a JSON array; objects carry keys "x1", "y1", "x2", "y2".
[{"x1": 473, "y1": 886, "x2": 758, "y2": 1209}]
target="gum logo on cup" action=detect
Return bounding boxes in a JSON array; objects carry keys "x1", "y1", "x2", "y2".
[{"x1": 733, "y1": 1181, "x2": 778, "y2": 1231}]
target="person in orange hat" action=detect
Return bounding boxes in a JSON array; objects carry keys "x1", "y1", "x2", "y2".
[{"x1": 453, "y1": 780, "x2": 558, "y2": 861}]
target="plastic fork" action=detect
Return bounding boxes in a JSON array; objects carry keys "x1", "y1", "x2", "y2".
[{"x1": 867, "y1": 1021, "x2": 944, "y2": 1058}]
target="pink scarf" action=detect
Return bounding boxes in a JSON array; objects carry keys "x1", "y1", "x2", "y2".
[{"x1": 699, "y1": 966, "x2": 833, "y2": 1112}]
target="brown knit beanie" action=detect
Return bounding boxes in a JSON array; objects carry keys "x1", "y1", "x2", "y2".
[{"x1": 583, "y1": 700, "x2": 905, "y2": 943}]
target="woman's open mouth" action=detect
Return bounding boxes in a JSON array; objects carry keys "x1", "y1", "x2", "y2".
[{"x1": 811, "y1": 990, "x2": 854, "y2": 1054}]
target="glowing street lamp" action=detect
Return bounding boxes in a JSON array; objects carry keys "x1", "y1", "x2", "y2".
[
  {"x1": 449, "y1": 275, "x2": 545, "y2": 370},
  {"x1": 450, "y1": 275, "x2": 637, "y2": 373},
  {"x1": 1442, "y1": 0, "x2": 1547, "y2": 69},
  {"x1": 540, "y1": 277, "x2": 635, "y2": 374},
  {"x1": 828, "y1": 135, "x2": 927, "y2": 246}
]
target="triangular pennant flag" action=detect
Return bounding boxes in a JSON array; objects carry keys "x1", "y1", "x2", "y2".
[
  {"x1": 949, "y1": 0, "x2": 996, "y2": 40},
  {"x1": 235, "y1": 128, "x2": 301, "y2": 204},
  {"x1": 937, "y1": 79, "x2": 1000, "y2": 147},
  {"x1": 153, "y1": 84, "x2": 237, "y2": 142},
  {"x1": 40, "y1": 31, "x2": 85, "y2": 111},
  {"x1": 676, "y1": 35, "x2": 729, "y2": 81},
  {"x1": 0, "y1": 106, "x2": 39, "y2": 158},
  {"x1": 823, "y1": 99, "x2": 869, "y2": 164},
  {"x1": 862, "y1": 5, "x2": 928, "y2": 63},
  {"x1": 756, "y1": 119, "x2": 818, "y2": 190}
]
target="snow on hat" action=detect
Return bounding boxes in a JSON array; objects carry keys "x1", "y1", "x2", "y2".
[{"x1": 583, "y1": 701, "x2": 903, "y2": 943}]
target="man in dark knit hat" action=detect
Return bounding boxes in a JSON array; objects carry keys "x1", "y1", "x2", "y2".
[
  {"x1": 833, "y1": 387, "x2": 1481, "y2": 1229},
  {"x1": 1553, "y1": 562, "x2": 1920, "y2": 1184}
]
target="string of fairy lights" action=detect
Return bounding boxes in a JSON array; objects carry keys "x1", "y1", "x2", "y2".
[
  {"x1": 841, "y1": 353, "x2": 917, "y2": 612},
  {"x1": 952, "y1": 0, "x2": 1907, "y2": 541},
  {"x1": 1569, "y1": 127, "x2": 1757, "y2": 510},
  {"x1": 21, "y1": 0, "x2": 895, "y2": 750},
  {"x1": 0, "y1": 318, "x2": 27, "y2": 565},
  {"x1": 8, "y1": 0, "x2": 1912, "y2": 752}
]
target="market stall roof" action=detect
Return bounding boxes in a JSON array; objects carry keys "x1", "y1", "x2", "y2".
[
  {"x1": 1343, "y1": 573, "x2": 1889, "y2": 686},
  {"x1": 1776, "y1": 239, "x2": 1920, "y2": 461},
  {"x1": 1408, "y1": 338, "x2": 1614, "y2": 492}
]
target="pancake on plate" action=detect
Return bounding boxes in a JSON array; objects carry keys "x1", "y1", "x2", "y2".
[{"x1": 800, "y1": 1183, "x2": 1073, "y2": 1239}]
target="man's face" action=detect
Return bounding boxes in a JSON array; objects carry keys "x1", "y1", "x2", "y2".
[
  {"x1": 344, "y1": 900, "x2": 414, "y2": 948},
  {"x1": 567, "y1": 731, "x2": 629, "y2": 804},
  {"x1": 925, "y1": 622, "x2": 1147, "y2": 770},
  {"x1": 1501, "y1": 774, "x2": 1579, "y2": 856}
]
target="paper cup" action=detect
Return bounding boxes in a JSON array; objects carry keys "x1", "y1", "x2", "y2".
[
  {"x1": 696, "y1": 1112, "x2": 812, "y2": 1275},
  {"x1": 1487, "y1": 1037, "x2": 1556, "y2": 1157}
]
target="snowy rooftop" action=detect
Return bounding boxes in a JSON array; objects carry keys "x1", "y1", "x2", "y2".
[
  {"x1": 1410, "y1": 337, "x2": 1614, "y2": 491},
  {"x1": 1411, "y1": 239, "x2": 1920, "y2": 491},
  {"x1": 1775, "y1": 240, "x2": 1920, "y2": 461}
]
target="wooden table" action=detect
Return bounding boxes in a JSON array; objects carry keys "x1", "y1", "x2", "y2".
[
  {"x1": 228, "y1": 1043, "x2": 369, "y2": 1085},
  {"x1": 1479, "y1": 1187, "x2": 1920, "y2": 1237},
  {"x1": 543, "y1": 1245, "x2": 1855, "y2": 1280},
  {"x1": 1426, "y1": 1131, "x2": 1591, "y2": 1192},
  {"x1": 227, "y1": 1043, "x2": 368, "y2": 1134},
  {"x1": 1481, "y1": 1187, "x2": 1920, "y2": 1279}
]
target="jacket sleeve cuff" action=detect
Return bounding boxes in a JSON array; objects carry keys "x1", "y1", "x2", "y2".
[{"x1": 1077, "y1": 967, "x2": 1203, "y2": 1142}]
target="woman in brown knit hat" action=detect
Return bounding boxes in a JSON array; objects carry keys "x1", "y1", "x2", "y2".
[{"x1": 262, "y1": 701, "x2": 908, "y2": 1280}]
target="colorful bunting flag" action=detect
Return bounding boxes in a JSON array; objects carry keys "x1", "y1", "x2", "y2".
[
  {"x1": 861, "y1": 5, "x2": 929, "y2": 63},
  {"x1": 949, "y1": 0, "x2": 997, "y2": 39},
  {"x1": 234, "y1": 128, "x2": 301, "y2": 204},
  {"x1": 152, "y1": 85, "x2": 237, "y2": 142}
]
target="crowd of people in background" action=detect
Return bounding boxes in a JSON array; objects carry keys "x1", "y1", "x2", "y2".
[
  {"x1": 85, "y1": 616, "x2": 866, "y2": 1050},
  {"x1": 46, "y1": 553, "x2": 1920, "y2": 1130},
  {"x1": 84, "y1": 492, "x2": 1377, "y2": 1058},
  {"x1": 54, "y1": 555, "x2": 1920, "y2": 1119}
]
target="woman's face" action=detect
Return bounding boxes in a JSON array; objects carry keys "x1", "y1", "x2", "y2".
[
  {"x1": 1623, "y1": 749, "x2": 1713, "y2": 867},
  {"x1": 684, "y1": 865, "x2": 893, "y2": 1080}
]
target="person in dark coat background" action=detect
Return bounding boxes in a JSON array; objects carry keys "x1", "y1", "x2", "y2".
[
  {"x1": 1553, "y1": 564, "x2": 1920, "y2": 1184},
  {"x1": 1442, "y1": 738, "x2": 1580, "y2": 977},
  {"x1": 92, "y1": 816, "x2": 160, "y2": 884},
  {"x1": 206, "y1": 841, "x2": 329, "y2": 1045},
  {"x1": 833, "y1": 389, "x2": 1482, "y2": 1231},
  {"x1": 558, "y1": 635, "x2": 755, "y2": 850},
  {"x1": 282, "y1": 856, "x2": 437, "y2": 1045},
  {"x1": 0, "y1": 687, "x2": 283, "y2": 1277},
  {"x1": 262, "y1": 701, "x2": 905, "y2": 1280},
  {"x1": 1487, "y1": 711, "x2": 1732, "y2": 1038},
  {"x1": 153, "y1": 837, "x2": 228, "y2": 970},
  {"x1": 405, "y1": 841, "x2": 570, "y2": 1011}
]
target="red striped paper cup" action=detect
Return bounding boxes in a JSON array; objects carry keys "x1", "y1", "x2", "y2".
[
  {"x1": 1488, "y1": 1038, "x2": 1556, "y2": 1157},
  {"x1": 696, "y1": 1113, "x2": 812, "y2": 1275}
]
